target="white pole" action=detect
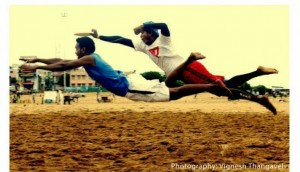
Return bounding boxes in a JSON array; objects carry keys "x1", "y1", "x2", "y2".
[{"x1": 61, "y1": 12, "x2": 68, "y2": 91}]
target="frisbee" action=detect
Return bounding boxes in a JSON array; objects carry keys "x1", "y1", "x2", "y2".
[{"x1": 74, "y1": 32, "x2": 92, "y2": 36}]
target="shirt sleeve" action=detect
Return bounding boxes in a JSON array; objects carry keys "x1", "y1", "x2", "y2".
[
  {"x1": 160, "y1": 34, "x2": 171, "y2": 45},
  {"x1": 132, "y1": 38, "x2": 145, "y2": 52}
]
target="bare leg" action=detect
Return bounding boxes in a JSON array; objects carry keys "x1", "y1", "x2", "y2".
[
  {"x1": 170, "y1": 80, "x2": 233, "y2": 100},
  {"x1": 229, "y1": 88, "x2": 277, "y2": 115},
  {"x1": 167, "y1": 52, "x2": 233, "y2": 99},
  {"x1": 209, "y1": 66, "x2": 278, "y2": 114},
  {"x1": 166, "y1": 54, "x2": 276, "y2": 114},
  {"x1": 225, "y1": 66, "x2": 278, "y2": 88},
  {"x1": 165, "y1": 52, "x2": 205, "y2": 87}
]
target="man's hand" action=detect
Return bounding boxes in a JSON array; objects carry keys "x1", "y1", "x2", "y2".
[
  {"x1": 20, "y1": 64, "x2": 38, "y2": 72},
  {"x1": 134, "y1": 25, "x2": 144, "y2": 35},
  {"x1": 19, "y1": 56, "x2": 38, "y2": 63},
  {"x1": 91, "y1": 29, "x2": 99, "y2": 38}
]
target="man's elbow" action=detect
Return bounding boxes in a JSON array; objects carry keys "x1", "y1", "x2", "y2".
[{"x1": 162, "y1": 23, "x2": 168, "y2": 28}]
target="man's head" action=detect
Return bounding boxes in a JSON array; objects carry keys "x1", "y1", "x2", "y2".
[
  {"x1": 143, "y1": 21, "x2": 159, "y2": 36},
  {"x1": 140, "y1": 21, "x2": 159, "y2": 45},
  {"x1": 75, "y1": 37, "x2": 95, "y2": 58}
]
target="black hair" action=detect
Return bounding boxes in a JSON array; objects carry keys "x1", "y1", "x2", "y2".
[
  {"x1": 76, "y1": 37, "x2": 95, "y2": 54},
  {"x1": 143, "y1": 28, "x2": 159, "y2": 38}
]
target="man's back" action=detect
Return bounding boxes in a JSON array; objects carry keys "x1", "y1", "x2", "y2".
[{"x1": 83, "y1": 53, "x2": 129, "y2": 96}]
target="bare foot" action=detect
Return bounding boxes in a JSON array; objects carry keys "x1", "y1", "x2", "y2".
[
  {"x1": 257, "y1": 95, "x2": 277, "y2": 115},
  {"x1": 257, "y1": 66, "x2": 278, "y2": 74},
  {"x1": 189, "y1": 52, "x2": 206, "y2": 61},
  {"x1": 214, "y1": 80, "x2": 234, "y2": 99}
]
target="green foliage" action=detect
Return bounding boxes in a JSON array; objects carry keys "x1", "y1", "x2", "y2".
[
  {"x1": 58, "y1": 73, "x2": 70, "y2": 86},
  {"x1": 238, "y1": 82, "x2": 273, "y2": 95},
  {"x1": 140, "y1": 71, "x2": 184, "y2": 87},
  {"x1": 252, "y1": 85, "x2": 267, "y2": 95},
  {"x1": 240, "y1": 82, "x2": 251, "y2": 91},
  {"x1": 44, "y1": 76, "x2": 53, "y2": 91},
  {"x1": 174, "y1": 80, "x2": 184, "y2": 87},
  {"x1": 140, "y1": 71, "x2": 165, "y2": 82}
]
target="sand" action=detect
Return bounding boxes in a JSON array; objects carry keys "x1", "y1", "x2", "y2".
[{"x1": 10, "y1": 93, "x2": 289, "y2": 171}]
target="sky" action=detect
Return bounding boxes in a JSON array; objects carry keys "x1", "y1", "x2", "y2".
[
  {"x1": 2, "y1": 0, "x2": 300, "y2": 171},
  {"x1": 9, "y1": 5, "x2": 289, "y2": 88}
]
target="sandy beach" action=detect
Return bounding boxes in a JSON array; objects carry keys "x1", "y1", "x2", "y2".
[{"x1": 10, "y1": 93, "x2": 289, "y2": 171}]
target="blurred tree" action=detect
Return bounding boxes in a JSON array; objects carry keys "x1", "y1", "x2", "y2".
[
  {"x1": 239, "y1": 82, "x2": 251, "y2": 91},
  {"x1": 44, "y1": 76, "x2": 53, "y2": 91},
  {"x1": 141, "y1": 71, "x2": 165, "y2": 82},
  {"x1": 140, "y1": 71, "x2": 184, "y2": 87},
  {"x1": 252, "y1": 85, "x2": 267, "y2": 95},
  {"x1": 58, "y1": 73, "x2": 70, "y2": 87}
]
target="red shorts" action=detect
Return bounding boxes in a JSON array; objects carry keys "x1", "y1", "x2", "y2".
[{"x1": 182, "y1": 61, "x2": 224, "y2": 84}]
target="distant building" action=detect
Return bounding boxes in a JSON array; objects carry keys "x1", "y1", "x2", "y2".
[
  {"x1": 69, "y1": 68, "x2": 95, "y2": 87},
  {"x1": 10, "y1": 64, "x2": 19, "y2": 85},
  {"x1": 13, "y1": 62, "x2": 113, "y2": 92},
  {"x1": 11, "y1": 61, "x2": 53, "y2": 92},
  {"x1": 18, "y1": 69, "x2": 53, "y2": 91},
  {"x1": 12, "y1": 64, "x2": 95, "y2": 92},
  {"x1": 52, "y1": 71, "x2": 65, "y2": 90},
  {"x1": 10, "y1": 64, "x2": 19, "y2": 79}
]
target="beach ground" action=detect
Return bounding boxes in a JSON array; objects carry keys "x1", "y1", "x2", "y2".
[{"x1": 10, "y1": 92, "x2": 289, "y2": 171}]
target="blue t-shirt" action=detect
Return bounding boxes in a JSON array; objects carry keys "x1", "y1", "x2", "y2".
[{"x1": 83, "y1": 53, "x2": 129, "y2": 96}]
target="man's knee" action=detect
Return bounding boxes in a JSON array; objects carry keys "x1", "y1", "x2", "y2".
[
  {"x1": 165, "y1": 81, "x2": 171, "y2": 87},
  {"x1": 165, "y1": 81, "x2": 178, "y2": 88},
  {"x1": 169, "y1": 88, "x2": 180, "y2": 100}
]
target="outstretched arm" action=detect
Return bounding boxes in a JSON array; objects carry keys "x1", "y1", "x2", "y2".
[
  {"x1": 20, "y1": 57, "x2": 72, "y2": 65},
  {"x1": 91, "y1": 29, "x2": 134, "y2": 48},
  {"x1": 99, "y1": 36, "x2": 134, "y2": 48},
  {"x1": 20, "y1": 55, "x2": 94, "y2": 72}
]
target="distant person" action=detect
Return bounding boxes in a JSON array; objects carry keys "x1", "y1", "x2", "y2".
[
  {"x1": 32, "y1": 93, "x2": 36, "y2": 104},
  {"x1": 89, "y1": 22, "x2": 278, "y2": 114},
  {"x1": 20, "y1": 37, "x2": 233, "y2": 104},
  {"x1": 12, "y1": 94, "x2": 18, "y2": 103},
  {"x1": 58, "y1": 90, "x2": 64, "y2": 105},
  {"x1": 16, "y1": 91, "x2": 22, "y2": 103}
]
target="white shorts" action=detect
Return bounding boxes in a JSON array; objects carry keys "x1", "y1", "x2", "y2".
[{"x1": 125, "y1": 73, "x2": 170, "y2": 102}]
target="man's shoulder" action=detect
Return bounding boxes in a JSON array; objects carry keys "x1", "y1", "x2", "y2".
[
  {"x1": 84, "y1": 53, "x2": 101, "y2": 60},
  {"x1": 159, "y1": 34, "x2": 171, "y2": 40},
  {"x1": 79, "y1": 54, "x2": 98, "y2": 66},
  {"x1": 80, "y1": 54, "x2": 94, "y2": 60},
  {"x1": 88, "y1": 53, "x2": 100, "y2": 58}
]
